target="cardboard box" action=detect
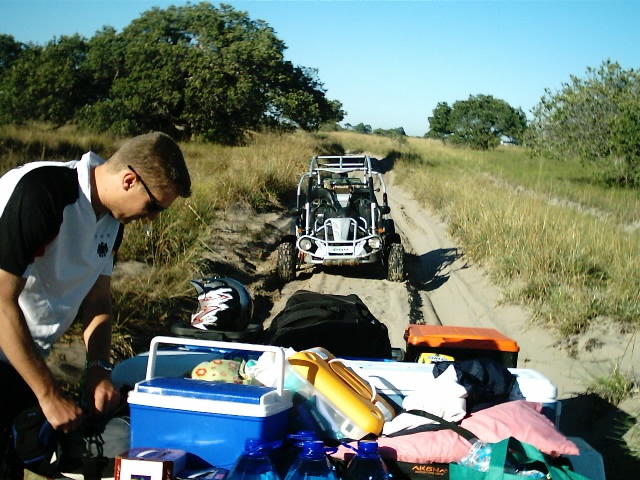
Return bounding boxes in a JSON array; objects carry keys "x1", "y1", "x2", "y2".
[
  {"x1": 404, "y1": 325, "x2": 519, "y2": 367},
  {"x1": 114, "y1": 448, "x2": 187, "y2": 480}
]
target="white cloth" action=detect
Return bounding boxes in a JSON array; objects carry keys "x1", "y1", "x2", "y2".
[{"x1": 382, "y1": 364, "x2": 467, "y2": 435}]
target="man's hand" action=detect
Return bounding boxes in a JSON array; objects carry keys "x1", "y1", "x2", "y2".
[
  {"x1": 85, "y1": 369, "x2": 121, "y2": 415},
  {"x1": 39, "y1": 389, "x2": 85, "y2": 434},
  {"x1": 0, "y1": 269, "x2": 85, "y2": 433}
]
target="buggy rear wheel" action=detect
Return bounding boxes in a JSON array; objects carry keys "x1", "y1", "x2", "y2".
[
  {"x1": 386, "y1": 242, "x2": 405, "y2": 282},
  {"x1": 277, "y1": 240, "x2": 297, "y2": 283}
]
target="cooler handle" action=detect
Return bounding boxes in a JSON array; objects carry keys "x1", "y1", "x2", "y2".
[
  {"x1": 146, "y1": 336, "x2": 286, "y2": 397},
  {"x1": 328, "y1": 358, "x2": 377, "y2": 402}
]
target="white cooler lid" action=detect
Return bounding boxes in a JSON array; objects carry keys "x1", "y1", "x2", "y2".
[{"x1": 128, "y1": 377, "x2": 292, "y2": 416}]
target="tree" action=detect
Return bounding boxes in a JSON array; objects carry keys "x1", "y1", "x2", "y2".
[
  {"x1": 351, "y1": 123, "x2": 372, "y2": 134},
  {"x1": 80, "y1": 3, "x2": 270, "y2": 142},
  {"x1": 425, "y1": 102, "x2": 452, "y2": 140},
  {"x1": 0, "y1": 35, "x2": 92, "y2": 126},
  {"x1": 266, "y1": 63, "x2": 344, "y2": 131},
  {"x1": 1, "y1": 3, "x2": 342, "y2": 144},
  {"x1": 79, "y1": 3, "x2": 341, "y2": 143},
  {"x1": 447, "y1": 94, "x2": 526, "y2": 150},
  {"x1": 528, "y1": 60, "x2": 640, "y2": 186},
  {"x1": 373, "y1": 127, "x2": 406, "y2": 138},
  {"x1": 0, "y1": 34, "x2": 24, "y2": 75}
]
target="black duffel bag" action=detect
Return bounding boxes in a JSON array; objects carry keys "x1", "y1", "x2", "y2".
[{"x1": 261, "y1": 290, "x2": 392, "y2": 359}]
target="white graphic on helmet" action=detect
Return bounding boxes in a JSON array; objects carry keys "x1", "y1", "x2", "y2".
[{"x1": 190, "y1": 287, "x2": 234, "y2": 330}]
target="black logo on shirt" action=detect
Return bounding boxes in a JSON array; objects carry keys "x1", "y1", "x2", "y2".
[{"x1": 97, "y1": 242, "x2": 109, "y2": 257}]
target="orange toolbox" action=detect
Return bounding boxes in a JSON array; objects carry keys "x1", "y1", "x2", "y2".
[{"x1": 404, "y1": 325, "x2": 519, "y2": 367}]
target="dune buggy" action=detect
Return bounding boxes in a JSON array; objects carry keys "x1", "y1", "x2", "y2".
[{"x1": 277, "y1": 154, "x2": 404, "y2": 283}]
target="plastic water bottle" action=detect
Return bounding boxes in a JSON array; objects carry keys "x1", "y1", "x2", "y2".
[
  {"x1": 343, "y1": 440, "x2": 392, "y2": 480},
  {"x1": 283, "y1": 440, "x2": 338, "y2": 480},
  {"x1": 458, "y1": 441, "x2": 492, "y2": 472},
  {"x1": 277, "y1": 431, "x2": 321, "y2": 478},
  {"x1": 227, "y1": 438, "x2": 282, "y2": 480},
  {"x1": 288, "y1": 430, "x2": 320, "y2": 448}
]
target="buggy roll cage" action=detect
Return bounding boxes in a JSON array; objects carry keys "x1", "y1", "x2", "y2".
[{"x1": 295, "y1": 155, "x2": 391, "y2": 236}]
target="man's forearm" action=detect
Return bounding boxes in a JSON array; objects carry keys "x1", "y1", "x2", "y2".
[
  {"x1": 0, "y1": 299, "x2": 59, "y2": 402},
  {"x1": 82, "y1": 275, "x2": 114, "y2": 363}
]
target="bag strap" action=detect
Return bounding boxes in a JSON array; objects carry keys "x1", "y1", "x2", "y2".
[{"x1": 384, "y1": 409, "x2": 479, "y2": 443}]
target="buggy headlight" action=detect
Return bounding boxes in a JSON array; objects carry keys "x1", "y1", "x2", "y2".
[
  {"x1": 300, "y1": 238, "x2": 313, "y2": 251},
  {"x1": 368, "y1": 237, "x2": 382, "y2": 249}
]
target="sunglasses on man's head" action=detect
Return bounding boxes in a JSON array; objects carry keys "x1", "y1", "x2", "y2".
[{"x1": 127, "y1": 165, "x2": 166, "y2": 213}]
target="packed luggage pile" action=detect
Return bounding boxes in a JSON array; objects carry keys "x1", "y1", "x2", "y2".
[{"x1": 60, "y1": 288, "x2": 605, "y2": 480}]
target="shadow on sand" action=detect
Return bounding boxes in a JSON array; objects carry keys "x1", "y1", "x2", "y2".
[{"x1": 560, "y1": 394, "x2": 640, "y2": 478}]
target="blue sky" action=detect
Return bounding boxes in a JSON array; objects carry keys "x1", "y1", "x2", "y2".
[{"x1": 1, "y1": 0, "x2": 639, "y2": 137}]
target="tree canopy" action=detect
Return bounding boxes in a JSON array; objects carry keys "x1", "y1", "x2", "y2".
[
  {"x1": 528, "y1": 60, "x2": 640, "y2": 186},
  {"x1": 426, "y1": 95, "x2": 526, "y2": 150},
  {"x1": 425, "y1": 102, "x2": 452, "y2": 141},
  {"x1": 0, "y1": 2, "x2": 344, "y2": 144},
  {"x1": 0, "y1": 34, "x2": 24, "y2": 75}
]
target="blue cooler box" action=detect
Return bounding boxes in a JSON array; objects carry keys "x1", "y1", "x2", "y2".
[{"x1": 128, "y1": 337, "x2": 292, "y2": 469}]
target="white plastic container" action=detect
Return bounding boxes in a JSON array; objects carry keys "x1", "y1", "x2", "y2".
[{"x1": 342, "y1": 359, "x2": 435, "y2": 408}]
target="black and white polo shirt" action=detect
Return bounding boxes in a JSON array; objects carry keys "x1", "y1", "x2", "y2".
[{"x1": 0, "y1": 152, "x2": 123, "y2": 361}]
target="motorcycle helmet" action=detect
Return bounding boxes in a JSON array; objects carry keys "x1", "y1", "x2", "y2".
[{"x1": 189, "y1": 277, "x2": 253, "y2": 331}]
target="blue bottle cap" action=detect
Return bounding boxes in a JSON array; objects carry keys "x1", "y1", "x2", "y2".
[
  {"x1": 301, "y1": 440, "x2": 326, "y2": 458},
  {"x1": 289, "y1": 430, "x2": 319, "y2": 446},
  {"x1": 244, "y1": 438, "x2": 282, "y2": 455},
  {"x1": 358, "y1": 440, "x2": 379, "y2": 455}
]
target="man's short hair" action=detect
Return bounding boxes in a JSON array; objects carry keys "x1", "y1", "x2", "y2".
[{"x1": 110, "y1": 132, "x2": 191, "y2": 198}]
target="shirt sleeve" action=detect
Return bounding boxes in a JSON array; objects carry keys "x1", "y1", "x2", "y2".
[{"x1": 0, "y1": 166, "x2": 79, "y2": 276}]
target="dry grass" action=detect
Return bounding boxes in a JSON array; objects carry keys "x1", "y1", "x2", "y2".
[{"x1": 382, "y1": 138, "x2": 640, "y2": 337}]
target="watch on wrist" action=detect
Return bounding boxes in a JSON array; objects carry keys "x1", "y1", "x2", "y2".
[{"x1": 85, "y1": 360, "x2": 114, "y2": 372}]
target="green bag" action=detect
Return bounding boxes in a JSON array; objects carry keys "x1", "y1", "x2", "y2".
[{"x1": 449, "y1": 437, "x2": 589, "y2": 480}]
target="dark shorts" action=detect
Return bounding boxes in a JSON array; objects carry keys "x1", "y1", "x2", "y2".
[{"x1": 0, "y1": 361, "x2": 39, "y2": 480}]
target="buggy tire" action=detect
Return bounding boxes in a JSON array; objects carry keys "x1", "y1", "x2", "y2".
[
  {"x1": 277, "y1": 241, "x2": 297, "y2": 283},
  {"x1": 386, "y1": 242, "x2": 404, "y2": 282}
]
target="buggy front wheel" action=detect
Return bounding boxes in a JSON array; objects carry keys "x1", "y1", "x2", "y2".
[
  {"x1": 386, "y1": 242, "x2": 405, "y2": 282},
  {"x1": 277, "y1": 240, "x2": 297, "y2": 283}
]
